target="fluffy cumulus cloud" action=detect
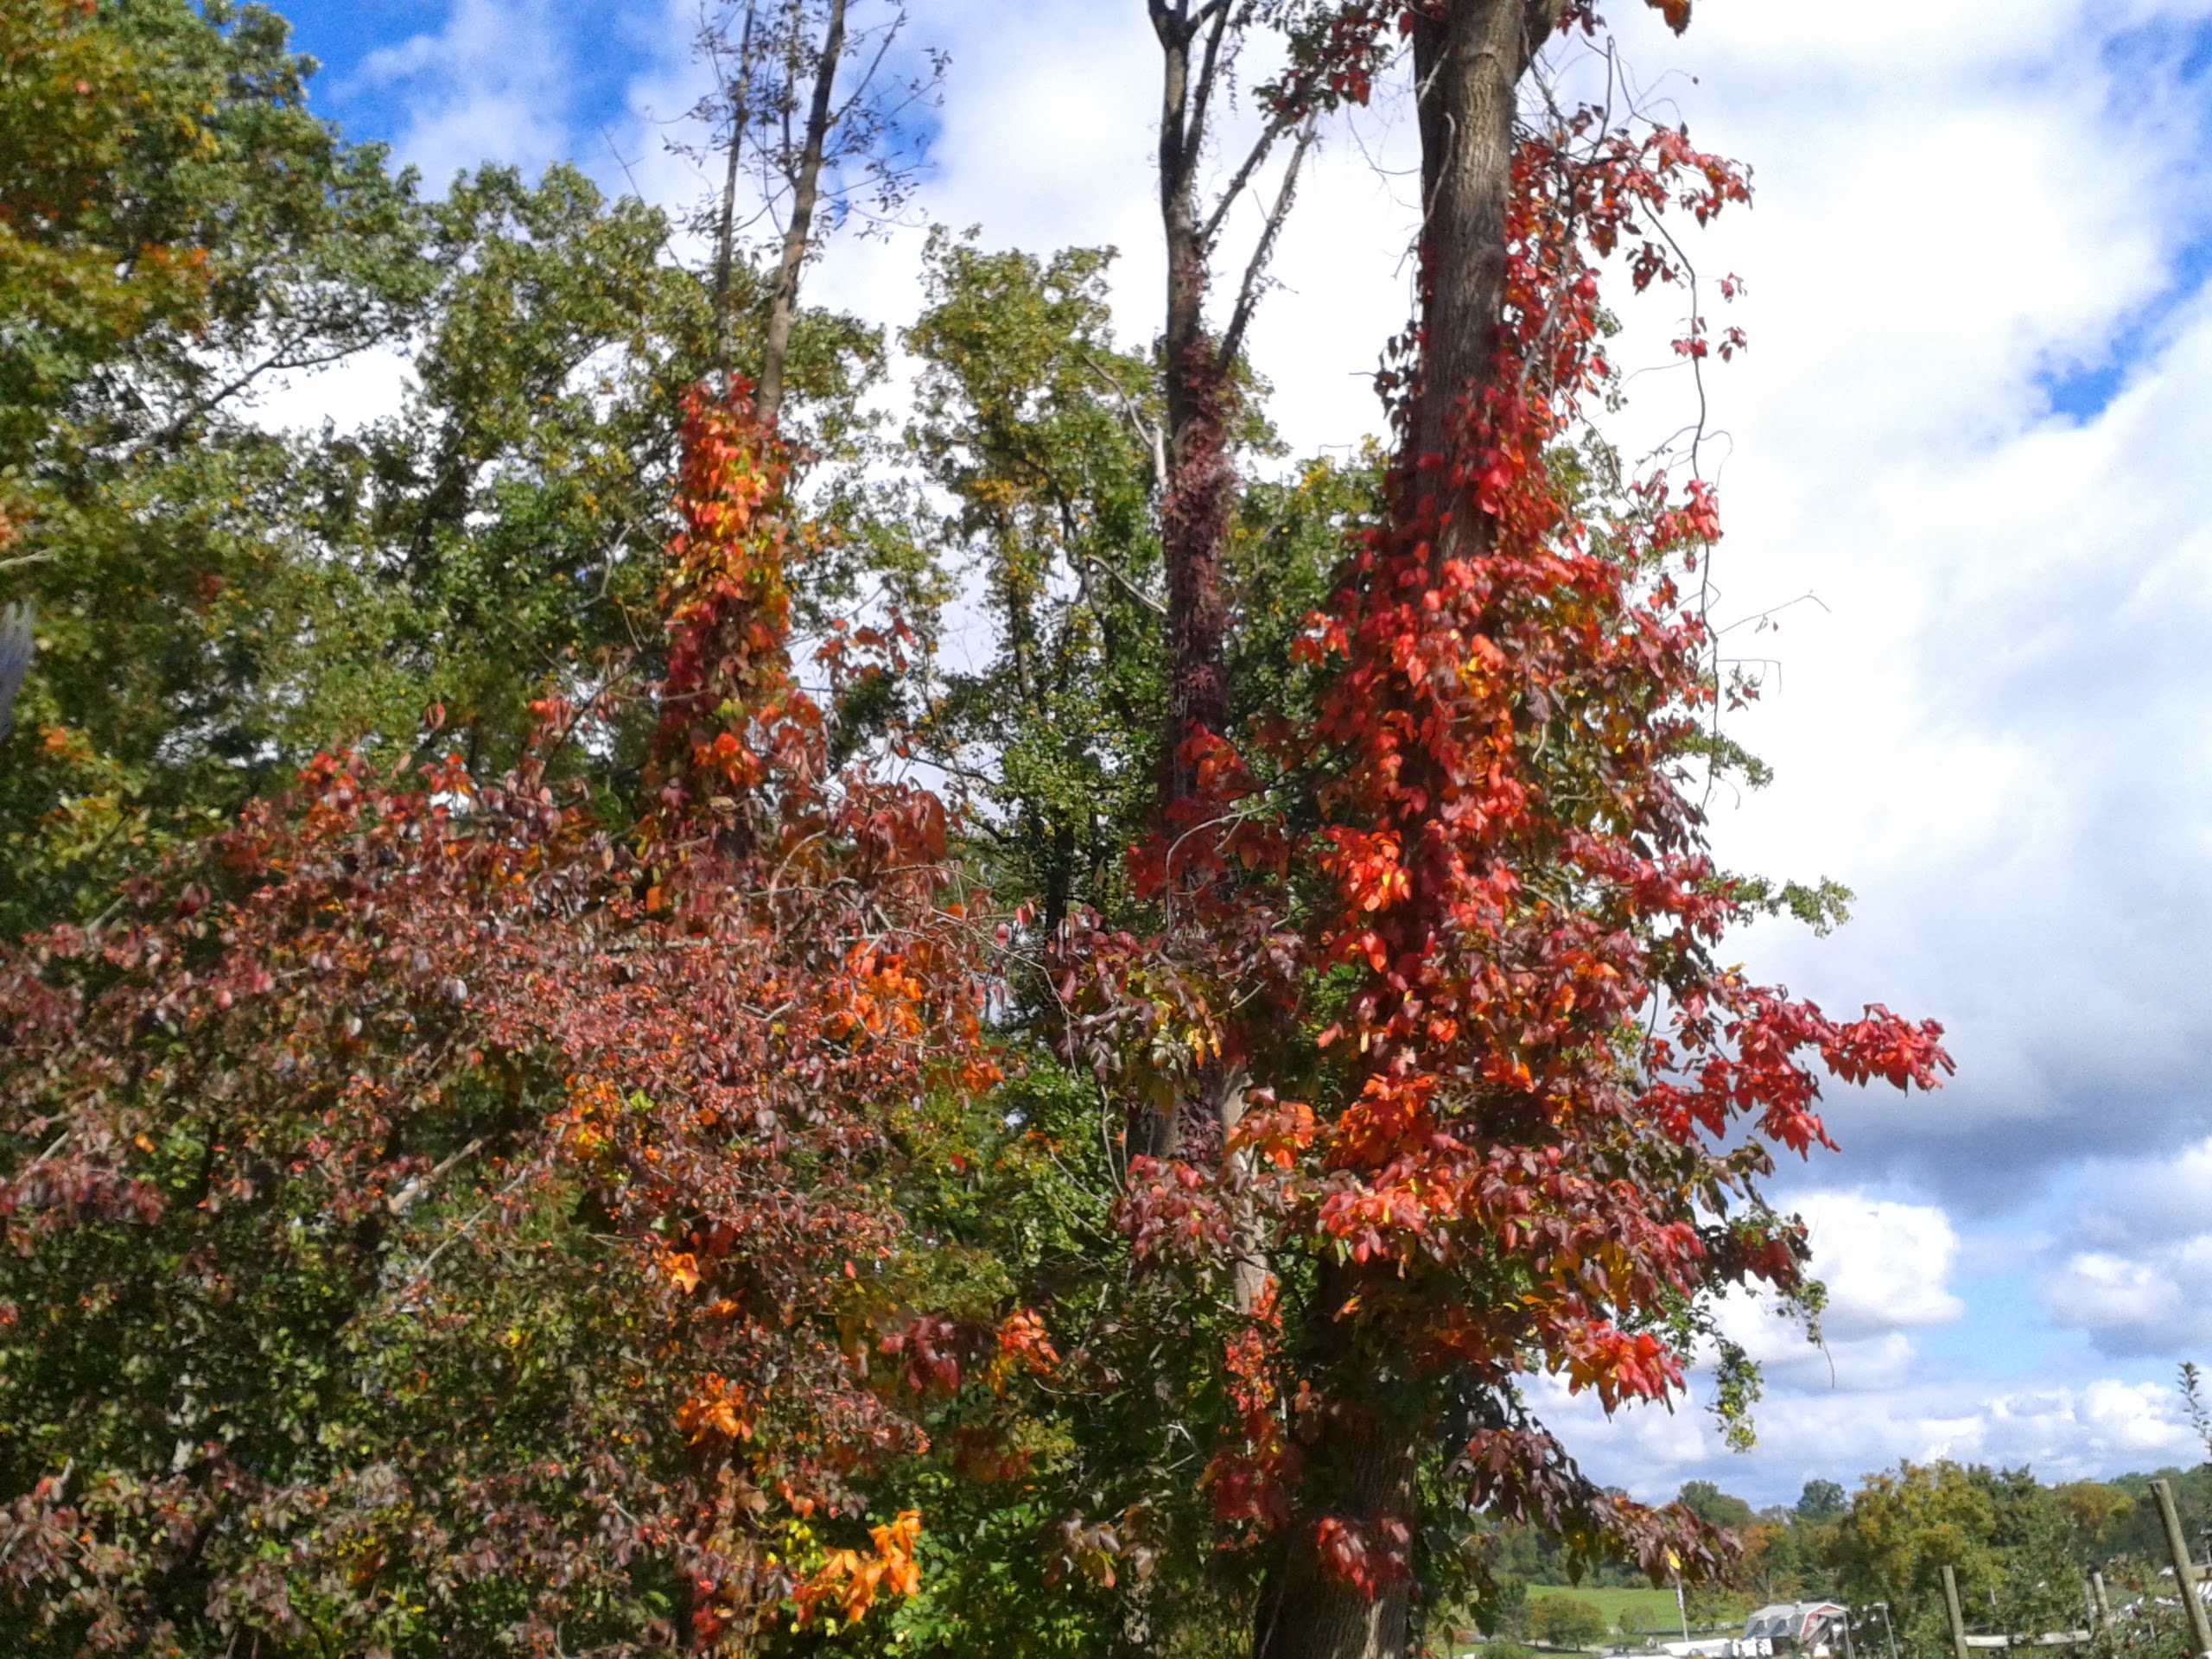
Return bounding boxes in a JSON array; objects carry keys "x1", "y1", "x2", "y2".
[
  {"x1": 280, "y1": 0, "x2": 2212, "y2": 1490},
  {"x1": 346, "y1": 0, "x2": 620, "y2": 187},
  {"x1": 1532, "y1": 1192, "x2": 2198, "y2": 1503},
  {"x1": 2044, "y1": 1139, "x2": 2212, "y2": 1354},
  {"x1": 1549, "y1": 1373, "x2": 2202, "y2": 1506},
  {"x1": 1701, "y1": 1193, "x2": 1962, "y2": 1390},
  {"x1": 1799, "y1": 1194, "x2": 1967, "y2": 1341}
]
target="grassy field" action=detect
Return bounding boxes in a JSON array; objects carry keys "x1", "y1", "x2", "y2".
[{"x1": 1525, "y1": 1583, "x2": 1751, "y2": 1637}]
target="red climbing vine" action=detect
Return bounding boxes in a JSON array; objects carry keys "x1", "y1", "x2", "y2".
[
  {"x1": 0, "y1": 386, "x2": 989, "y2": 1654},
  {"x1": 1054, "y1": 6, "x2": 1952, "y2": 1645}
]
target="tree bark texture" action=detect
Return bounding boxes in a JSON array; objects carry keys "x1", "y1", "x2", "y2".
[
  {"x1": 1251, "y1": 1268, "x2": 1419, "y2": 1659},
  {"x1": 1408, "y1": 0, "x2": 1540, "y2": 476},
  {"x1": 1397, "y1": 0, "x2": 1557, "y2": 963},
  {"x1": 1252, "y1": 8, "x2": 1554, "y2": 1659},
  {"x1": 1153, "y1": 1, "x2": 1236, "y2": 810},
  {"x1": 1133, "y1": 2, "x2": 1240, "y2": 1171},
  {"x1": 757, "y1": 0, "x2": 848, "y2": 426}
]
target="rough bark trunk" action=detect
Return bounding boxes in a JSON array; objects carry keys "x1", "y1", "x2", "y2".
[
  {"x1": 1251, "y1": 8, "x2": 1556, "y2": 1659},
  {"x1": 1153, "y1": 2, "x2": 1235, "y2": 810},
  {"x1": 1397, "y1": 1, "x2": 1556, "y2": 966},
  {"x1": 1213, "y1": 1064, "x2": 1269, "y2": 1314},
  {"x1": 1251, "y1": 1268, "x2": 1420, "y2": 1659},
  {"x1": 1135, "y1": 3, "x2": 1238, "y2": 1169},
  {"x1": 1408, "y1": 0, "x2": 1533, "y2": 480},
  {"x1": 757, "y1": 0, "x2": 847, "y2": 427},
  {"x1": 1160, "y1": 363, "x2": 1235, "y2": 798}
]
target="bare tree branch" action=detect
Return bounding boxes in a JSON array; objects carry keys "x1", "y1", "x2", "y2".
[
  {"x1": 1077, "y1": 549, "x2": 1166, "y2": 619},
  {"x1": 710, "y1": 0, "x2": 762, "y2": 390},
  {"x1": 758, "y1": 0, "x2": 849, "y2": 423},
  {"x1": 1198, "y1": 107, "x2": 1302, "y2": 254},
  {"x1": 1078, "y1": 351, "x2": 1167, "y2": 494},
  {"x1": 1219, "y1": 115, "x2": 1319, "y2": 370},
  {"x1": 1183, "y1": 0, "x2": 1235, "y2": 162}
]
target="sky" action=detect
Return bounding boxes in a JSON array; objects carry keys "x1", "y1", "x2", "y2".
[{"x1": 263, "y1": 0, "x2": 2212, "y2": 1509}]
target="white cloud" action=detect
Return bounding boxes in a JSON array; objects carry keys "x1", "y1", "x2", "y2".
[
  {"x1": 1703, "y1": 1192, "x2": 1964, "y2": 1408},
  {"x1": 351, "y1": 0, "x2": 577, "y2": 186},
  {"x1": 1539, "y1": 1370, "x2": 2202, "y2": 1507},
  {"x1": 2070, "y1": 1141, "x2": 2212, "y2": 1252},
  {"x1": 2044, "y1": 1253, "x2": 2195, "y2": 1348},
  {"x1": 2044, "y1": 1139, "x2": 2212, "y2": 1354},
  {"x1": 1801, "y1": 1193, "x2": 1967, "y2": 1339}
]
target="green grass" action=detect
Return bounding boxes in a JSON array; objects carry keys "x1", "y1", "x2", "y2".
[{"x1": 1525, "y1": 1584, "x2": 1751, "y2": 1637}]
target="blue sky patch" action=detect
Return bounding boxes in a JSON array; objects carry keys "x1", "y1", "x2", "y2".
[{"x1": 2038, "y1": 16, "x2": 2212, "y2": 423}]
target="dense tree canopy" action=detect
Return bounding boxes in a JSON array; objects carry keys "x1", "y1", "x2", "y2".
[
  {"x1": 0, "y1": 0, "x2": 897, "y2": 943},
  {"x1": 0, "y1": 388, "x2": 995, "y2": 1655}
]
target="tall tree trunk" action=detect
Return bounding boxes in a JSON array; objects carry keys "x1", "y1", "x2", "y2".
[
  {"x1": 1251, "y1": 1267, "x2": 1420, "y2": 1659},
  {"x1": 757, "y1": 0, "x2": 847, "y2": 426},
  {"x1": 1153, "y1": 1, "x2": 1235, "y2": 815},
  {"x1": 1408, "y1": 0, "x2": 1537, "y2": 494},
  {"x1": 1252, "y1": 7, "x2": 1554, "y2": 1659},
  {"x1": 711, "y1": 3, "x2": 760, "y2": 396},
  {"x1": 1135, "y1": 3, "x2": 1238, "y2": 1167}
]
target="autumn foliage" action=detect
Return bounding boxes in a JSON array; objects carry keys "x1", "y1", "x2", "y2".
[
  {"x1": 0, "y1": 389, "x2": 981, "y2": 1654},
  {"x1": 1055, "y1": 2, "x2": 1952, "y2": 1631},
  {"x1": 0, "y1": 4, "x2": 1961, "y2": 1657}
]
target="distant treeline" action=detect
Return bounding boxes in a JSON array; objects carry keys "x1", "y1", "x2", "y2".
[{"x1": 1478, "y1": 1462, "x2": 2212, "y2": 1657}]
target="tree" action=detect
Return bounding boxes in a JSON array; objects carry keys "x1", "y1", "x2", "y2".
[
  {"x1": 0, "y1": 5, "x2": 1963, "y2": 1656},
  {"x1": 838, "y1": 236, "x2": 1391, "y2": 1659},
  {"x1": 1529, "y1": 1594, "x2": 1610, "y2": 1649},
  {"x1": 1144, "y1": 0, "x2": 1342, "y2": 814},
  {"x1": 1799, "y1": 1481, "x2": 1848, "y2": 1523},
  {"x1": 904, "y1": 234, "x2": 1169, "y2": 939},
  {"x1": 1141, "y1": 0, "x2": 1408, "y2": 913},
  {"x1": 0, "y1": 388, "x2": 989, "y2": 1656},
  {"x1": 1679, "y1": 1482, "x2": 1756, "y2": 1533},
  {"x1": 0, "y1": 121, "x2": 893, "y2": 941},
  {"x1": 2183, "y1": 1362, "x2": 2212, "y2": 1459},
  {"x1": 902, "y1": 229, "x2": 1374, "y2": 947},
  {"x1": 1736, "y1": 1499, "x2": 1840, "y2": 1605},
  {"x1": 1829, "y1": 1463, "x2": 2082, "y2": 1659},
  {"x1": 1090, "y1": 0, "x2": 1396, "y2": 1192},
  {"x1": 0, "y1": 0, "x2": 420, "y2": 474},
  {"x1": 0, "y1": 0, "x2": 205, "y2": 479},
  {"x1": 0, "y1": 0, "x2": 423, "y2": 937},
  {"x1": 338, "y1": 165, "x2": 717, "y2": 776},
  {"x1": 1046, "y1": 5, "x2": 1952, "y2": 1659},
  {"x1": 686, "y1": 0, "x2": 942, "y2": 422}
]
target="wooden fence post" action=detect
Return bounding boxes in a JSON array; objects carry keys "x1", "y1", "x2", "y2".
[
  {"x1": 1942, "y1": 1565, "x2": 1973, "y2": 1659},
  {"x1": 2152, "y1": 1478, "x2": 2212, "y2": 1659},
  {"x1": 2090, "y1": 1571, "x2": 2111, "y2": 1631},
  {"x1": 1875, "y1": 1602, "x2": 1902, "y2": 1659}
]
